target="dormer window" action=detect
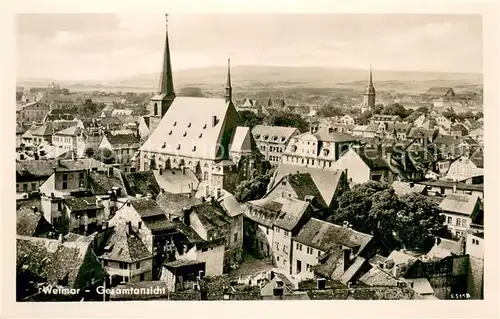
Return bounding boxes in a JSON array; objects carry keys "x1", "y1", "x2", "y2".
[
  {"x1": 203, "y1": 124, "x2": 207, "y2": 129},
  {"x1": 177, "y1": 144, "x2": 181, "y2": 150},
  {"x1": 183, "y1": 132, "x2": 187, "y2": 137},
  {"x1": 187, "y1": 123, "x2": 191, "y2": 128},
  {"x1": 169, "y1": 130, "x2": 172, "y2": 135},
  {"x1": 255, "y1": 134, "x2": 261, "y2": 139},
  {"x1": 162, "y1": 142, "x2": 166, "y2": 148},
  {"x1": 192, "y1": 146, "x2": 197, "y2": 152},
  {"x1": 199, "y1": 133, "x2": 203, "y2": 138},
  {"x1": 323, "y1": 149, "x2": 330, "y2": 156},
  {"x1": 173, "y1": 121, "x2": 177, "y2": 126},
  {"x1": 264, "y1": 135, "x2": 269, "y2": 140}
]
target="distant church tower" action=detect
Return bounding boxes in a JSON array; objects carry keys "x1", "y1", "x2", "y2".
[
  {"x1": 363, "y1": 65, "x2": 376, "y2": 113},
  {"x1": 149, "y1": 14, "x2": 176, "y2": 118},
  {"x1": 225, "y1": 59, "x2": 232, "y2": 103}
]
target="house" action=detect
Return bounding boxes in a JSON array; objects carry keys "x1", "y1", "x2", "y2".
[
  {"x1": 100, "y1": 117, "x2": 123, "y2": 131},
  {"x1": 391, "y1": 181, "x2": 427, "y2": 197},
  {"x1": 450, "y1": 123, "x2": 469, "y2": 136},
  {"x1": 281, "y1": 126, "x2": 358, "y2": 170},
  {"x1": 16, "y1": 234, "x2": 104, "y2": 301},
  {"x1": 236, "y1": 98, "x2": 263, "y2": 117},
  {"x1": 123, "y1": 170, "x2": 162, "y2": 198},
  {"x1": 426, "y1": 87, "x2": 455, "y2": 97},
  {"x1": 468, "y1": 127, "x2": 484, "y2": 145},
  {"x1": 339, "y1": 115, "x2": 355, "y2": 125},
  {"x1": 228, "y1": 126, "x2": 258, "y2": 167},
  {"x1": 434, "y1": 115, "x2": 452, "y2": 130},
  {"x1": 111, "y1": 108, "x2": 134, "y2": 117},
  {"x1": 370, "y1": 114, "x2": 402, "y2": 124},
  {"x1": 292, "y1": 218, "x2": 373, "y2": 283},
  {"x1": 446, "y1": 155, "x2": 484, "y2": 182},
  {"x1": 109, "y1": 198, "x2": 179, "y2": 279},
  {"x1": 425, "y1": 237, "x2": 464, "y2": 260},
  {"x1": 268, "y1": 164, "x2": 349, "y2": 211},
  {"x1": 98, "y1": 134, "x2": 142, "y2": 173},
  {"x1": 16, "y1": 206, "x2": 55, "y2": 238},
  {"x1": 156, "y1": 192, "x2": 203, "y2": 219},
  {"x1": 251, "y1": 125, "x2": 300, "y2": 165},
  {"x1": 31, "y1": 122, "x2": 54, "y2": 145},
  {"x1": 19, "y1": 101, "x2": 51, "y2": 123},
  {"x1": 248, "y1": 195, "x2": 313, "y2": 274},
  {"x1": 335, "y1": 147, "x2": 394, "y2": 185},
  {"x1": 62, "y1": 196, "x2": 106, "y2": 235},
  {"x1": 412, "y1": 114, "x2": 427, "y2": 128},
  {"x1": 351, "y1": 124, "x2": 379, "y2": 139},
  {"x1": 465, "y1": 231, "x2": 484, "y2": 299},
  {"x1": 416, "y1": 180, "x2": 484, "y2": 200},
  {"x1": 439, "y1": 194, "x2": 481, "y2": 238},
  {"x1": 16, "y1": 160, "x2": 54, "y2": 196},
  {"x1": 217, "y1": 192, "x2": 245, "y2": 268},
  {"x1": 52, "y1": 126, "x2": 86, "y2": 158},
  {"x1": 99, "y1": 222, "x2": 154, "y2": 285},
  {"x1": 99, "y1": 104, "x2": 115, "y2": 118},
  {"x1": 43, "y1": 94, "x2": 79, "y2": 109}
]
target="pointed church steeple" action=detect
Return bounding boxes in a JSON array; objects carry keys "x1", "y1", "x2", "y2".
[
  {"x1": 369, "y1": 64, "x2": 373, "y2": 87},
  {"x1": 158, "y1": 14, "x2": 175, "y2": 97},
  {"x1": 225, "y1": 59, "x2": 232, "y2": 103}
]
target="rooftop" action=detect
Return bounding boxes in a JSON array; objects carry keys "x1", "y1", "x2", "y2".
[
  {"x1": 439, "y1": 193, "x2": 480, "y2": 216},
  {"x1": 99, "y1": 223, "x2": 152, "y2": 263}
]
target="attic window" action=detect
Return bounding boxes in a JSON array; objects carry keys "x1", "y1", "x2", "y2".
[
  {"x1": 281, "y1": 137, "x2": 286, "y2": 142},
  {"x1": 323, "y1": 149, "x2": 330, "y2": 156},
  {"x1": 173, "y1": 121, "x2": 177, "y2": 126},
  {"x1": 192, "y1": 146, "x2": 197, "y2": 152},
  {"x1": 264, "y1": 135, "x2": 269, "y2": 140},
  {"x1": 177, "y1": 144, "x2": 181, "y2": 150},
  {"x1": 187, "y1": 123, "x2": 191, "y2": 128},
  {"x1": 203, "y1": 124, "x2": 207, "y2": 129},
  {"x1": 183, "y1": 132, "x2": 187, "y2": 137},
  {"x1": 255, "y1": 134, "x2": 261, "y2": 139},
  {"x1": 199, "y1": 133, "x2": 203, "y2": 138},
  {"x1": 169, "y1": 130, "x2": 172, "y2": 135},
  {"x1": 162, "y1": 142, "x2": 166, "y2": 148},
  {"x1": 273, "y1": 136, "x2": 278, "y2": 141},
  {"x1": 291, "y1": 145, "x2": 297, "y2": 152}
]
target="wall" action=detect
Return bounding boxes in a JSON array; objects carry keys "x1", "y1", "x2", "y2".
[
  {"x1": 272, "y1": 226, "x2": 292, "y2": 274},
  {"x1": 189, "y1": 213, "x2": 208, "y2": 241},
  {"x1": 465, "y1": 234, "x2": 483, "y2": 260},
  {"x1": 54, "y1": 170, "x2": 87, "y2": 191},
  {"x1": 195, "y1": 244, "x2": 225, "y2": 276},
  {"x1": 291, "y1": 241, "x2": 322, "y2": 280},
  {"x1": 442, "y1": 212, "x2": 472, "y2": 238},
  {"x1": 335, "y1": 149, "x2": 370, "y2": 185}
]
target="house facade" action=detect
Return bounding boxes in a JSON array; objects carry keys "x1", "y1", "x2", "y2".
[{"x1": 251, "y1": 125, "x2": 300, "y2": 165}]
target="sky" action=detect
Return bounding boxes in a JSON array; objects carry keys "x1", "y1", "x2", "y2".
[{"x1": 16, "y1": 13, "x2": 483, "y2": 81}]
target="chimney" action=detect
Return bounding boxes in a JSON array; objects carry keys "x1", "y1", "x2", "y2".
[
  {"x1": 343, "y1": 248, "x2": 351, "y2": 271},
  {"x1": 409, "y1": 182, "x2": 414, "y2": 188},
  {"x1": 212, "y1": 116, "x2": 217, "y2": 127},
  {"x1": 159, "y1": 167, "x2": 163, "y2": 175},
  {"x1": 126, "y1": 221, "x2": 132, "y2": 235},
  {"x1": 183, "y1": 207, "x2": 191, "y2": 226},
  {"x1": 57, "y1": 233, "x2": 63, "y2": 244},
  {"x1": 182, "y1": 167, "x2": 186, "y2": 175}
]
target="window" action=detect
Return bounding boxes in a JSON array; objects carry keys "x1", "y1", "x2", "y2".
[
  {"x1": 306, "y1": 264, "x2": 312, "y2": 272},
  {"x1": 136, "y1": 262, "x2": 140, "y2": 269},
  {"x1": 23, "y1": 183, "x2": 28, "y2": 192},
  {"x1": 318, "y1": 251, "x2": 321, "y2": 258},
  {"x1": 461, "y1": 219, "x2": 468, "y2": 227},
  {"x1": 234, "y1": 233, "x2": 238, "y2": 242},
  {"x1": 283, "y1": 245, "x2": 288, "y2": 254},
  {"x1": 276, "y1": 242, "x2": 280, "y2": 251},
  {"x1": 31, "y1": 183, "x2": 37, "y2": 191},
  {"x1": 62, "y1": 174, "x2": 68, "y2": 181},
  {"x1": 140, "y1": 274, "x2": 145, "y2": 281},
  {"x1": 202, "y1": 247, "x2": 208, "y2": 252},
  {"x1": 284, "y1": 231, "x2": 288, "y2": 237},
  {"x1": 456, "y1": 219, "x2": 461, "y2": 226},
  {"x1": 447, "y1": 216, "x2": 452, "y2": 224},
  {"x1": 296, "y1": 260, "x2": 302, "y2": 273},
  {"x1": 440, "y1": 187, "x2": 445, "y2": 195},
  {"x1": 103, "y1": 260, "x2": 108, "y2": 266},
  {"x1": 122, "y1": 276, "x2": 128, "y2": 283},
  {"x1": 296, "y1": 243, "x2": 302, "y2": 251},
  {"x1": 58, "y1": 202, "x2": 63, "y2": 211},
  {"x1": 307, "y1": 247, "x2": 313, "y2": 255},
  {"x1": 119, "y1": 262, "x2": 128, "y2": 269},
  {"x1": 79, "y1": 172, "x2": 84, "y2": 180},
  {"x1": 62, "y1": 181, "x2": 68, "y2": 189},
  {"x1": 266, "y1": 228, "x2": 269, "y2": 235},
  {"x1": 277, "y1": 256, "x2": 280, "y2": 262},
  {"x1": 283, "y1": 259, "x2": 287, "y2": 265}
]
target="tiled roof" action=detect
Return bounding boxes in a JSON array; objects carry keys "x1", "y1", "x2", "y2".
[
  {"x1": 88, "y1": 171, "x2": 126, "y2": 196},
  {"x1": 54, "y1": 126, "x2": 81, "y2": 136},
  {"x1": 286, "y1": 173, "x2": 327, "y2": 207},
  {"x1": 16, "y1": 160, "x2": 54, "y2": 182},
  {"x1": 417, "y1": 180, "x2": 484, "y2": 192},
  {"x1": 33, "y1": 123, "x2": 54, "y2": 136},
  {"x1": 261, "y1": 197, "x2": 310, "y2": 231},
  {"x1": 358, "y1": 266, "x2": 401, "y2": 286},
  {"x1": 294, "y1": 218, "x2": 373, "y2": 253},
  {"x1": 408, "y1": 128, "x2": 436, "y2": 139},
  {"x1": 311, "y1": 127, "x2": 357, "y2": 143},
  {"x1": 153, "y1": 169, "x2": 199, "y2": 194},
  {"x1": 218, "y1": 192, "x2": 244, "y2": 217},
  {"x1": 251, "y1": 125, "x2": 299, "y2": 144},
  {"x1": 22, "y1": 101, "x2": 50, "y2": 110},
  {"x1": 64, "y1": 196, "x2": 103, "y2": 212},
  {"x1": 391, "y1": 181, "x2": 426, "y2": 197},
  {"x1": 229, "y1": 126, "x2": 255, "y2": 154},
  {"x1": 439, "y1": 194, "x2": 479, "y2": 216},
  {"x1": 140, "y1": 97, "x2": 239, "y2": 160},
  {"x1": 130, "y1": 198, "x2": 167, "y2": 218},
  {"x1": 192, "y1": 201, "x2": 231, "y2": 233},
  {"x1": 16, "y1": 235, "x2": 103, "y2": 289},
  {"x1": 104, "y1": 134, "x2": 141, "y2": 148},
  {"x1": 16, "y1": 207, "x2": 45, "y2": 236},
  {"x1": 99, "y1": 223, "x2": 152, "y2": 263},
  {"x1": 124, "y1": 171, "x2": 161, "y2": 197},
  {"x1": 156, "y1": 192, "x2": 203, "y2": 217},
  {"x1": 271, "y1": 164, "x2": 344, "y2": 207}
]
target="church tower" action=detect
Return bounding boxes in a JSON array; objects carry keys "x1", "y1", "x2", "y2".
[
  {"x1": 225, "y1": 59, "x2": 232, "y2": 103},
  {"x1": 149, "y1": 14, "x2": 176, "y2": 118},
  {"x1": 363, "y1": 65, "x2": 376, "y2": 112}
]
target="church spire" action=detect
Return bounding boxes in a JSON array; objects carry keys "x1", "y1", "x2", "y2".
[
  {"x1": 158, "y1": 14, "x2": 175, "y2": 96},
  {"x1": 225, "y1": 58, "x2": 232, "y2": 103},
  {"x1": 369, "y1": 64, "x2": 373, "y2": 87}
]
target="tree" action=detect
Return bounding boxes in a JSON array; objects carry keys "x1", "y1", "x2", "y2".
[
  {"x1": 234, "y1": 169, "x2": 274, "y2": 202},
  {"x1": 416, "y1": 106, "x2": 429, "y2": 114},
  {"x1": 318, "y1": 106, "x2": 345, "y2": 118},
  {"x1": 238, "y1": 110, "x2": 263, "y2": 128},
  {"x1": 382, "y1": 103, "x2": 412, "y2": 118},
  {"x1": 404, "y1": 111, "x2": 424, "y2": 123},
  {"x1": 373, "y1": 105, "x2": 384, "y2": 115},
  {"x1": 356, "y1": 111, "x2": 372, "y2": 125},
  {"x1": 264, "y1": 111, "x2": 309, "y2": 132},
  {"x1": 95, "y1": 148, "x2": 115, "y2": 164},
  {"x1": 178, "y1": 87, "x2": 206, "y2": 97},
  {"x1": 327, "y1": 181, "x2": 449, "y2": 254},
  {"x1": 84, "y1": 147, "x2": 95, "y2": 158},
  {"x1": 458, "y1": 111, "x2": 475, "y2": 120},
  {"x1": 475, "y1": 111, "x2": 483, "y2": 119}
]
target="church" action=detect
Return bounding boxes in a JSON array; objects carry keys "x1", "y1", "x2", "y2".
[
  {"x1": 361, "y1": 65, "x2": 376, "y2": 114},
  {"x1": 138, "y1": 15, "x2": 260, "y2": 195}
]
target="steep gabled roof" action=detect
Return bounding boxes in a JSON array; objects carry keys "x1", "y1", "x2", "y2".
[
  {"x1": 99, "y1": 224, "x2": 152, "y2": 263},
  {"x1": 286, "y1": 173, "x2": 327, "y2": 207}
]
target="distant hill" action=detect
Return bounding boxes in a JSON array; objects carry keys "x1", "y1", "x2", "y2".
[{"x1": 17, "y1": 65, "x2": 483, "y2": 94}]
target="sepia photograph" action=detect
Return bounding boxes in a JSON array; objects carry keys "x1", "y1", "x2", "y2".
[{"x1": 10, "y1": 6, "x2": 493, "y2": 308}]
